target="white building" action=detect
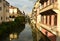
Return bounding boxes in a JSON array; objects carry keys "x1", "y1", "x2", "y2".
[{"x1": 0, "y1": 0, "x2": 10, "y2": 23}]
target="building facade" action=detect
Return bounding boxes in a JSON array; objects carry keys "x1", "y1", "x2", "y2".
[
  {"x1": 4, "y1": 1, "x2": 10, "y2": 22},
  {"x1": 32, "y1": 0, "x2": 60, "y2": 41},
  {"x1": 0, "y1": 0, "x2": 10, "y2": 23},
  {"x1": 9, "y1": 5, "x2": 23, "y2": 21}
]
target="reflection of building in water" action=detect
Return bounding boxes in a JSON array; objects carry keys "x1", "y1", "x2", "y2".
[
  {"x1": 31, "y1": 24, "x2": 50, "y2": 41},
  {"x1": 0, "y1": 24, "x2": 25, "y2": 41},
  {"x1": 9, "y1": 33, "x2": 19, "y2": 40},
  {"x1": 32, "y1": 28, "x2": 37, "y2": 41},
  {"x1": 31, "y1": 27, "x2": 41, "y2": 41},
  {"x1": 9, "y1": 25, "x2": 25, "y2": 41}
]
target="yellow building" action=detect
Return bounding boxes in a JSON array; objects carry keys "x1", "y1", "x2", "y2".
[
  {"x1": 32, "y1": 0, "x2": 60, "y2": 41},
  {"x1": 9, "y1": 5, "x2": 22, "y2": 21},
  {"x1": 9, "y1": 6, "x2": 18, "y2": 17}
]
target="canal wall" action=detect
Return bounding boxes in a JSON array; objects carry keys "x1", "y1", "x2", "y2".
[
  {"x1": 41, "y1": 28, "x2": 56, "y2": 41},
  {"x1": 31, "y1": 23, "x2": 51, "y2": 41},
  {"x1": 36, "y1": 23, "x2": 56, "y2": 41}
]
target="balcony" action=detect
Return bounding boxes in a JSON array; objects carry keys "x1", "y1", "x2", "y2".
[
  {"x1": 40, "y1": 5, "x2": 53, "y2": 13},
  {"x1": 39, "y1": 0, "x2": 57, "y2": 13},
  {"x1": 38, "y1": 23, "x2": 57, "y2": 35}
]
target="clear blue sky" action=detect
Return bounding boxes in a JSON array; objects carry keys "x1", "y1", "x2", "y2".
[{"x1": 6, "y1": 0, "x2": 36, "y2": 14}]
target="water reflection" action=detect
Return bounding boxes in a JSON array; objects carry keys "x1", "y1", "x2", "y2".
[
  {"x1": 31, "y1": 26, "x2": 41, "y2": 41},
  {"x1": 0, "y1": 23, "x2": 50, "y2": 41},
  {"x1": 0, "y1": 24, "x2": 25, "y2": 41},
  {"x1": 31, "y1": 24, "x2": 50, "y2": 41},
  {"x1": 9, "y1": 33, "x2": 18, "y2": 40}
]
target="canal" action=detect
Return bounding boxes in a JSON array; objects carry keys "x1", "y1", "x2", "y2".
[{"x1": 0, "y1": 23, "x2": 50, "y2": 41}]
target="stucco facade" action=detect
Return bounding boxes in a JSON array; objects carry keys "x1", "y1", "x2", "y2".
[
  {"x1": 0, "y1": 0, "x2": 10, "y2": 23},
  {"x1": 32, "y1": 0, "x2": 60, "y2": 41}
]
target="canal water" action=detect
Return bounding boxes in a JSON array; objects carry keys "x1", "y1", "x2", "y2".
[
  {"x1": 11, "y1": 23, "x2": 33, "y2": 41},
  {"x1": 0, "y1": 23, "x2": 50, "y2": 41}
]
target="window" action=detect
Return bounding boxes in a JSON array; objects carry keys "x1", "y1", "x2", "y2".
[
  {"x1": 6, "y1": 17, "x2": 8, "y2": 20},
  {"x1": 0, "y1": 7, "x2": 2, "y2": 10},
  {"x1": 0, "y1": 0, "x2": 2, "y2": 2},
  {"x1": 3, "y1": 3, "x2": 6, "y2": 7},
  {"x1": 54, "y1": 15, "x2": 57, "y2": 25},
  {"x1": 41, "y1": 15, "x2": 44, "y2": 24},
  {"x1": 9, "y1": 16, "x2": 11, "y2": 18},
  {"x1": 49, "y1": 15, "x2": 51, "y2": 25},
  {"x1": 44, "y1": 2, "x2": 47, "y2": 7},
  {"x1": 47, "y1": 0, "x2": 50, "y2": 5},
  {"x1": 3, "y1": 0, "x2": 5, "y2": 1},
  {"x1": 1, "y1": 17, "x2": 2, "y2": 20},
  {"x1": 50, "y1": 0, "x2": 51, "y2": 4},
  {"x1": 54, "y1": 0, "x2": 57, "y2": 3},
  {"x1": 46, "y1": 16, "x2": 47, "y2": 24},
  {"x1": 6, "y1": 9, "x2": 9, "y2": 12},
  {"x1": 51, "y1": 0, "x2": 54, "y2": 4},
  {"x1": 55, "y1": 0, "x2": 57, "y2": 2}
]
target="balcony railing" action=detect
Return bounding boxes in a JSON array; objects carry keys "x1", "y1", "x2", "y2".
[
  {"x1": 39, "y1": 22, "x2": 57, "y2": 35},
  {"x1": 39, "y1": 0, "x2": 57, "y2": 13}
]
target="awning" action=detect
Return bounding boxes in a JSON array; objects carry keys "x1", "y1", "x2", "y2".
[{"x1": 40, "y1": 9, "x2": 57, "y2": 15}]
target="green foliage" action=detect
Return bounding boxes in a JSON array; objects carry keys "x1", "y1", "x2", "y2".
[
  {"x1": 0, "y1": 16, "x2": 25, "y2": 35},
  {"x1": 15, "y1": 16, "x2": 25, "y2": 24}
]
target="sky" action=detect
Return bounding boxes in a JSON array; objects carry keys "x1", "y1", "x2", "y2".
[{"x1": 6, "y1": 0, "x2": 36, "y2": 14}]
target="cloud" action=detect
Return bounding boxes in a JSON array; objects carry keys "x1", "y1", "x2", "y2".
[
  {"x1": 22, "y1": 5, "x2": 28, "y2": 10},
  {"x1": 28, "y1": 0, "x2": 36, "y2": 3},
  {"x1": 29, "y1": 0, "x2": 34, "y2": 1},
  {"x1": 6, "y1": 0, "x2": 36, "y2": 14}
]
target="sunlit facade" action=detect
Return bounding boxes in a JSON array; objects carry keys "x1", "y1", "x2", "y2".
[
  {"x1": 9, "y1": 6, "x2": 18, "y2": 17},
  {"x1": 32, "y1": 0, "x2": 60, "y2": 41},
  {"x1": 5, "y1": 1, "x2": 10, "y2": 22},
  {"x1": 9, "y1": 5, "x2": 22, "y2": 17},
  {"x1": 9, "y1": 5, "x2": 23, "y2": 21},
  {"x1": 0, "y1": 0, "x2": 10, "y2": 23}
]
